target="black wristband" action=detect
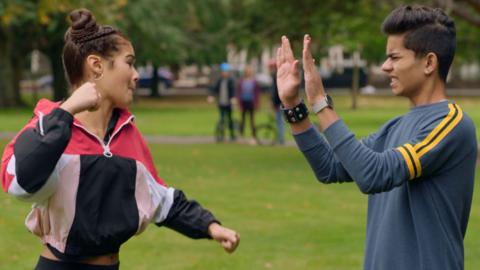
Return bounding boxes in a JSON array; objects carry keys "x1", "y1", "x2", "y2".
[{"x1": 281, "y1": 100, "x2": 309, "y2": 123}]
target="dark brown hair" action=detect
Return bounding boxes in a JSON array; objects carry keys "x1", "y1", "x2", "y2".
[
  {"x1": 382, "y1": 5, "x2": 456, "y2": 82},
  {"x1": 62, "y1": 8, "x2": 130, "y2": 86}
]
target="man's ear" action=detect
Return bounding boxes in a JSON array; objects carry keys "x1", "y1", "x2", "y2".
[
  {"x1": 85, "y1": 55, "x2": 103, "y2": 78},
  {"x1": 424, "y1": 52, "x2": 438, "y2": 77}
]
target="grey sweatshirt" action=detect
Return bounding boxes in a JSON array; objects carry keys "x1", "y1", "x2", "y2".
[{"x1": 294, "y1": 101, "x2": 477, "y2": 270}]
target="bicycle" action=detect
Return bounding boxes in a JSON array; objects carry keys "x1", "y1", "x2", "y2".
[
  {"x1": 214, "y1": 117, "x2": 240, "y2": 143},
  {"x1": 255, "y1": 111, "x2": 277, "y2": 146}
]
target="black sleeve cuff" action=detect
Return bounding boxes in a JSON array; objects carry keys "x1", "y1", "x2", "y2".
[{"x1": 156, "y1": 189, "x2": 221, "y2": 239}]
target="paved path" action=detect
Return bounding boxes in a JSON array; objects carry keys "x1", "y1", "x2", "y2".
[
  {"x1": 154, "y1": 87, "x2": 480, "y2": 97},
  {"x1": 1, "y1": 131, "x2": 478, "y2": 162},
  {"x1": 3, "y1": 130, "x2": 479, "y2": 162},
  {"x1": 0, "y1": 131, "x2": 296, "y2": 146}
]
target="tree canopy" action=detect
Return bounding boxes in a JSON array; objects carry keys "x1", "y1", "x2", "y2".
[{"x1": 1, "y1": 0, "x2": 480, "y2": 107}]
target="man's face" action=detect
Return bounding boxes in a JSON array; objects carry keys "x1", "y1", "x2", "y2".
[
  {"x1": 381, "y1": 34, "x2": 426, "y2": 98},
  {"x1": 221, "y1": 71, "x2": 230, "y2": 78}
]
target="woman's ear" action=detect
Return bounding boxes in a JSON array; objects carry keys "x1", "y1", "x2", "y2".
[
  {"x1": 85, "y1": 55, "x2": 103, "y2": 79},
  {"x1": 424, "y1": 52, "x2": 438, "y2": 77}
]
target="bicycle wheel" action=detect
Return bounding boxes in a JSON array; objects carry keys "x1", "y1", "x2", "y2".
[
  {"x1": 214, "y1": 121, "x2": 225, "y2": 142},
  {"x1": 232, "y1": 119, "x2": 241, "y2": 137},
  {"x1": 256, "y1": 124, "x2": 276, "y2": 146}
]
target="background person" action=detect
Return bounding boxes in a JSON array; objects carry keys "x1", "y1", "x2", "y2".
[
  {"x1": 208, "y1": 63, "x2": 237, "y2": 142},
  {"x1": 236, "y1": 65, "x2": 261, "y2": 144},
  {"x1": 268, "y1": 59, "x2": 285, "y2": 145}
]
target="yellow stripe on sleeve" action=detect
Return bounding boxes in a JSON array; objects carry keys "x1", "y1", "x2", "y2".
[
  {"x1": 416, "y1": 104, "x2": 463, "y2": 158},
  {"x1": 397, "y1": 146, "x2": 415, "y2": 180},
  {"x1": 404, "y1": 143, "x2": 422, "y2": 178},
  {"x1": 413, "y1": 103, "x2": 457, "y2": 153}
]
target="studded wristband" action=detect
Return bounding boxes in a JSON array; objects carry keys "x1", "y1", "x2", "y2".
[{"x1": 281, "y1": 100, "x2": 309, "y2": 124}]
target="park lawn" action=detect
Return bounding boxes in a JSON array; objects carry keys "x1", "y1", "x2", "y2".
[
  {"x1": 0, "y1": 142, "x2": 479, "y2": 270},
  {"x1": 1, "y1": 93, "x2": 480, "y2": 140}
]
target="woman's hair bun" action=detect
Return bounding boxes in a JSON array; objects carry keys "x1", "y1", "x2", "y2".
[{"x1": 67, "y1": 9, "x2": 101, "y2": 44}]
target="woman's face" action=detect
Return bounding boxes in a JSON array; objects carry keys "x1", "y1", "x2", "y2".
[{"x1": 97, "y1": 41, "x2": 139, "y2": 108}]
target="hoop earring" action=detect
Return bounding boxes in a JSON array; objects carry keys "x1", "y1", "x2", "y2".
[{"x1": 93, "y1": 73, "x2": 104, "y2": 81}]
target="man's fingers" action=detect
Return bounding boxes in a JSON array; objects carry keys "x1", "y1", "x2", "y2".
[
  {"x1": 290, "y1": 60, "x2": 300, "y2": 76},
  {"x1": 282, "y1": 36, "x2": 295, "y2": 62},
  {"x1": 276, "y1": 47, "x2": 284, "y2": 67},
  {"x1": 303, "y1": 34, "x2": 315, "y2": 71}
]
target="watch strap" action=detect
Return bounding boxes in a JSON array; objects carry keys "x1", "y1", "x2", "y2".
[
  {"x1": 311, "y1": 98, "x2": 328, "y2": 114},
  {"x1": 311, "y1": 95, "x2": 333, "y2": 114}
]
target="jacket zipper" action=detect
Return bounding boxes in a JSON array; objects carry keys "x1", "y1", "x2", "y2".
[{"x1": 73, "y1": 115, "x2": 135, "y2": 158}]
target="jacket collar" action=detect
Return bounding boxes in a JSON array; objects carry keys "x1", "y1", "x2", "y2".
[{"x1": 34, "y1": 98, "x2": 135, "y2": 132}]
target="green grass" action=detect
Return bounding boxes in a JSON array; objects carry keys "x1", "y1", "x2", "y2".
[
  {"x1": 0, "y1": 142, "x2": 479, "y2": 269},
  {"x1": 0, "y1": 94, "x2": 479, "y2": 269},
  {"x1": 2, "y1": 94, "x2": 480, "y2": 140}
]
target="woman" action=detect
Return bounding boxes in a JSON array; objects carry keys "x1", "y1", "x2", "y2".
[
  {"x1": 0, "y1": 9, "x2": 239, "y2": 270},
  {"x1": 236, "y1": 65, "x2": 261, "y2": 143}
]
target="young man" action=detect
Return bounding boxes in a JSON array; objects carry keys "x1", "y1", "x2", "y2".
[
  {"x1": 276, "y1": 6, "x2": 476, "y2": 270},
  {"x1": 208, "y1": 63, "x2": 237, "y2": 141}
]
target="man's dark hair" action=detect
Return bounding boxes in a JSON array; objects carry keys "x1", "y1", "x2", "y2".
[{"x1": 382, "y1": 5, "x2": 456, "y2": 82}]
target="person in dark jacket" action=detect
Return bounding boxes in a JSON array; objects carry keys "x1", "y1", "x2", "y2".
[
  {"x1": 1, "y1": 9, "x2": 239, "y2": 270},
  {"x1": 208, "y1": 63, "x2": 236, "y2": 141},
  {"x1": 269, "y1": 59, "x2": 285, "y2": 145}
]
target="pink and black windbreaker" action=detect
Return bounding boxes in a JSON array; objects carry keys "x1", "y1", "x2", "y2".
[{"x1": 1, "y1": 99, "x2": 218, "y2": 260}]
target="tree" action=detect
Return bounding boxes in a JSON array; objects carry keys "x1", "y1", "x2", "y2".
[
  {"x1": 0, "y1": 0, "x2": 40, "y2": 107},
  {"x1": 118, "y1": 0, "x2": 235, "y2": 96},
  {"x1": 435, "y1": 0, "x2": 480, "y2": 27},
  {"x1": 0, "y1": 0, "x2": 126, "y2": 108}
]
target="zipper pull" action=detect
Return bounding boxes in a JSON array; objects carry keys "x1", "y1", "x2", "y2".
[{"x1": 103, "y1": 145, "x2": 113, "y2": 158}]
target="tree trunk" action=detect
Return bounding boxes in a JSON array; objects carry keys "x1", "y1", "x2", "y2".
[
  {"x1": 0, "y1": 30, "x2": 20, "y2": 107},
  {"x1": 150, "y1": 64, "x2": 160, "y2": 97},
  {"x1": 351, "y1": 51, "x2": 360, "y2": 110},
  {"x1": 46, "y1": 43, "x2": 68, "y2": 101},
  {"x1": 11, "y1": 53, "x2": 25, "y2": 106}
]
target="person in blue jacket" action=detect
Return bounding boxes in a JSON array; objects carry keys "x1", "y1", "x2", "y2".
[{"x1": 275, "y1": 5, "x2": 476, "y2": 270}]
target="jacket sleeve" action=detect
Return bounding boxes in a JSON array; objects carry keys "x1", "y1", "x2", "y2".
[
  {"x1": 228, "y1": 77, "x2": 236, "y2": 99},
  {"x1": 1, "y1": 108, "x2": 73, "y2": 202},
  {"x1": 293, "y1": 125, "x2": 353, "y2": 183},
  {"x1": 156, "y1": 189, "x2": 219, "y2": 239},
  {"x1": 133, "y1": 127, "x2": 220, "y2": 239}
]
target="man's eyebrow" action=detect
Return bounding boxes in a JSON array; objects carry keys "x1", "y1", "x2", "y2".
[
  {"x1": 386, "y1": 52, "x2": 399, "y2": 58},
  {"x1": 126, "y1": 55, "x2": 136, "y2": 60}
]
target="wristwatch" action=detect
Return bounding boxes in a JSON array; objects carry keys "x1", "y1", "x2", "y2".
[
  {"x1": 311, "y1": 94, "x2": 334, "y2": 114},
  {"x1": 281, "y1": 100, "x2": 309, "y2": 123}
]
